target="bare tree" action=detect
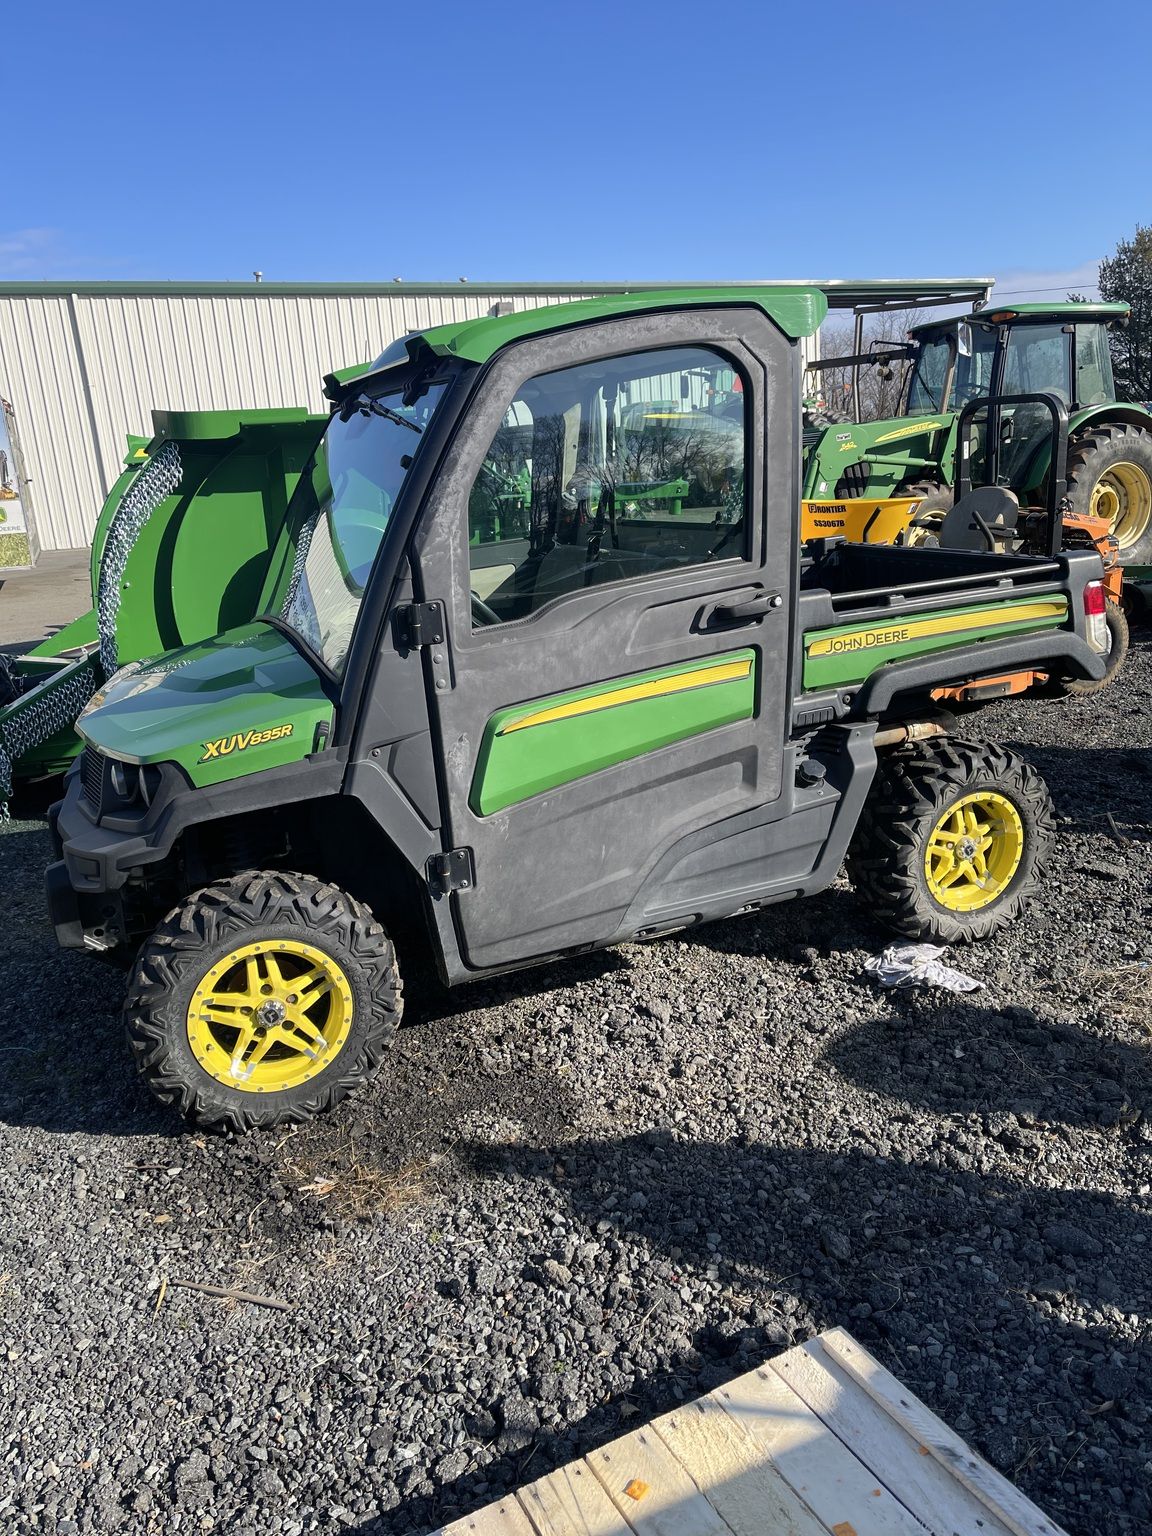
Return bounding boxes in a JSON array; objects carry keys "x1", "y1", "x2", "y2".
[{"x1": 810, "y1": 309, "x2": 925, "y2": 423}]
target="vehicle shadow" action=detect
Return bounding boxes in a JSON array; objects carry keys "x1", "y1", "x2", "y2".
[
  {"x1": 825, "y1": 997, "x2": 1152, "y2": 1134},
  {"x1": 356, "y1": 1130, "x2": 1150, "y2": 1535},
  {"x1": 0, "y1": 822, "x2": 177, "y2": 1138},
  {"x1": 997, "y1": 739, "x2": 1152, "y2": 836}
]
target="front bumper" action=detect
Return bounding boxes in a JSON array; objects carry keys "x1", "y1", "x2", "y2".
[{"x1": 47, "y1": 748, "x2": 346, "y2": 951}]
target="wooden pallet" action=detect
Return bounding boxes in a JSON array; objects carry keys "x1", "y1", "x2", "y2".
[{"x1": 430, "y1": 1327, "x2": 1068, "y2": 1536}]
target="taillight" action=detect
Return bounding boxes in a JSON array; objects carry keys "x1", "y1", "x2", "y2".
[
  {"x1": 1084, "y1": 581, "x2": 1108, "y2": 652},
  {"x1": 1084, "y1": 581, "x2": 1106, "y2": 616}
]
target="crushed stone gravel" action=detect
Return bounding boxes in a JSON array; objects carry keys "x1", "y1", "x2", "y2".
[{"x1": 1, "y1": 634, "x2": 1150, "y2": 1536}]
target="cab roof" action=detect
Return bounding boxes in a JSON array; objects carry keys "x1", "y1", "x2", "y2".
[
  {"x1": 910, "y1": 301, "x2": 1129, "y2": 336},
  {"x1": 329, "y1": 286, "x2": 828, "y2": 396}
]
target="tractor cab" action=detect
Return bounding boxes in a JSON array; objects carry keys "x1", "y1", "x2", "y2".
[
  {"x1": 902, "y1": 303, "x2": 1127, "y2": 421},
  {"x1": 803, "y1": 301, "x2": 1152, "y2": 572}
]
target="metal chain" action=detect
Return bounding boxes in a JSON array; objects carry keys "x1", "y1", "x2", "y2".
[
  {"x1": 281, "y1": 510, "x2": 317, "y2": 620},
  {"x1": 0, "y1": 654, "x2": 102, "y2": 802},
  {"x1": 97, "y1": 441, "x2": 183, "y2": 676}
]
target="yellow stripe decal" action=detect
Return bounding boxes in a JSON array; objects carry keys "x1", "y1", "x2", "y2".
[
  {"x1": 804, "y1": 599, "x2": 1069, "y2": 660},
  {"x1": 806, "y1": 600, "x2": 1067, "y2": 658},
  {"x1": 871, "y1": 419, "x2": 946, "y2": 444},
  {"x1": 497, "y1": 658, "x2": 754, "y2": 736}
]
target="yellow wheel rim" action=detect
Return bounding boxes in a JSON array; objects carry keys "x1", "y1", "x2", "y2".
[
  {"x1": 1090, "y1": 461, "x2": 1152, "y2": 550},
  {"x1": 187, "y1": 939, "x2": 354, "y2": 1093},
  {"x1": 924, "y1": 791, "x2": 1024, "y2": 913}
]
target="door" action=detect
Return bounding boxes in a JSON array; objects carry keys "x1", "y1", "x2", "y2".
[{"x1": 411, "y1": 308, "x2": 797, "y2": 970}]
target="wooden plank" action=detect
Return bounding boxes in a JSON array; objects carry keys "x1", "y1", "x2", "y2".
[
  {"x1": 518, "y1": 1460, "x2": 634, "y2": 1536},
  {"x1": 587, "y1": 1424, "x2": 732, "y2": 1536},
  {"x1": 650, "y1": 1395, "x2": 831, "y2": 1536},
  {"x1": 715, "y1": 1366, "x2": 929, "y2": 1536},
  {"x1": 436, "y1": 1498, "x2": 540, "y2": 1536},
  {"x1": 771, "y1": 1342, "x2": 1018, "y2": 1536},
  {"x1": 817, "y1": 1330, "x2": 1071, "y2": 1536}
]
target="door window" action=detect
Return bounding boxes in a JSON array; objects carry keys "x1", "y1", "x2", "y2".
[
  {"x1": 1074, "y1": 323, "x2": 1113, "y2": 407},
  {"x1": 1000, "y1": 325, "x2": 1071, "y2": 399},
  {"x1": 467, "y1": 346, "x2": 748, "y2": 627}
]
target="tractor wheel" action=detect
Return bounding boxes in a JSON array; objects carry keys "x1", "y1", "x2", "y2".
[
  {"x1": 1037, "y1": 600, "x2": 1129, "y2": 698},
  {"x1": 125, "y1": 871, "x2": 402, "y2": 1133},
  {"x1": 898, "y1": 481, "x2": 954, "y2": 545},
  {"x1": 847, "y1": 736, "x2": 1055, "y2": 944},
  {"x1": 1064, "y1": 422, "x2": 1152, "y2": 563},
  {"x1": 804, "y1": 406, "x2": 853, "y2": 430}
]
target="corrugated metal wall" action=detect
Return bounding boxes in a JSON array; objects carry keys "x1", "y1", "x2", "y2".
[
  {"x1": 0, "y1": 287, "x2": 596, "y2": 550},
  {"x1": 0, "y1": 285, "x2": 820, "y2": 552}
]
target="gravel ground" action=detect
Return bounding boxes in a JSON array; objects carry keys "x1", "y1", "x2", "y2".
[{"x1": 2, "y1": 635, "x2": 1151, "y2": 1536}]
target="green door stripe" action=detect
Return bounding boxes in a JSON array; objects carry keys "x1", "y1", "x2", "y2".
[{"x1": 470, "y1": 649, "x2": 757, "y2": 816}]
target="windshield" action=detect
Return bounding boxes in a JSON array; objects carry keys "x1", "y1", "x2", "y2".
[
  {"x1": 905, "y1": 334, "x2": 952, "y2": 413},
  {"x1": 280, "y1": 378, "x2": 447, "y2": 673}
]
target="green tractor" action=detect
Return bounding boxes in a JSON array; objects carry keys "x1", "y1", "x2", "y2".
[{"x1": 803, "y1": 303, "x2": 1152, "y2": 570}]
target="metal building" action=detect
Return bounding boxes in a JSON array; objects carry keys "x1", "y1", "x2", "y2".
[{"x1": 0, "y1": 278, "x2": 990, "y2": 555}]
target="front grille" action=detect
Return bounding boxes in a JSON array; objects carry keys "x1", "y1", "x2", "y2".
[{"x1": 81, "y1": 746, "x2": 105, "y2": 811}]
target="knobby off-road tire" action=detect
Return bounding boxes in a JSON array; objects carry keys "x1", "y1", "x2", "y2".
[
  {"x1": 1040, "y1": 600, "x2": 1129, "y2": 698},
  {"x1": 847, "y1": 737, "x2": 1055, "y2": 944},
  {"x1": 803, "y1": 406, "x2": 854, "y2": 431},
  {"x1": 125, "y1": 871, "x2": 402, "y2": 1133},
  {"x1": 897, "y1": 481, "x2": 954, "y2": 546},
  {"x1": 1065, "y1": 422, "x2": 1152, "y2": 564}
]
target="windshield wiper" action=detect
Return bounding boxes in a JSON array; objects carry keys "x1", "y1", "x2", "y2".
[{"x1": 341, "y1": 394, "x2": 423, "y2": 433}]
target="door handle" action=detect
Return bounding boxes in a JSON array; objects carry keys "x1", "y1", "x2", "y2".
[{"x1": 707, "y1": 591, "x2": 784, "y2": 626}]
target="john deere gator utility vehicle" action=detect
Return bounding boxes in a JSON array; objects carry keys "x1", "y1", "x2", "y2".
[
  {"x1": 803, "y1": 303, "x2": 1152, "y2": 566},
  {"x1": 46, "y1": 288, "x2": 1109, "y2": 1131}
]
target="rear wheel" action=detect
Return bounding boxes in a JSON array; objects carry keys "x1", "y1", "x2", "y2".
[
  {"x1": 1037, "y1": 599, "x2": 1129, "y2": 697},
  {"x1": 847, "y1": 736, "x2": 1055, "y2": 943},
  {"x1": 125, "y1": 871, "x2": 402, "y2": 1132},
  {"x1": 1065, "y1": 422, "x2": 1152, "y2": 563},
  {"x1": 898, "y1": 481, "x2": 954, "y2": 545}
]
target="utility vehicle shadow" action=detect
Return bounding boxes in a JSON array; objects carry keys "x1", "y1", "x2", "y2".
[
  {"x1": 1000, "y1": 740, "x2": 1152, "y2": 833},
  {"x1": 396, "y1": 947, "x2": 630, "y2": 1031},
  {"x1": 345, "y1": 1335, "x2": 780, "y2": 1535},
  {"x1": 0, "y1": 822, "x2": 177, "y2": 1137},
  {"x1": 684, "y1": 882, "x2": 876, "y2": 963},
  {"x1": 363, "y1": 1132, "x2": 1151, "y2": 1536},
  {"x1": 825, "y1": 999, "x2": 1152, "y2": 1133}
]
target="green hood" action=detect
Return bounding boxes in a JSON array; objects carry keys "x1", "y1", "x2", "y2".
[{"x1": 78, "y1": 623, "x2": 334, "y2": 787}]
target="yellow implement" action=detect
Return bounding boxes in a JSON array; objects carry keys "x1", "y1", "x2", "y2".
[{"x1": 801, "y1": 495, "x2": 923, "y2": 545}]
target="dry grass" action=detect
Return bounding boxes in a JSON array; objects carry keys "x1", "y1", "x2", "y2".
[
  {"x1": 285, "y1": 1138, "x2": 434, "y2": 1221},
  {"x1": 1090, "y1": 962, "x2": 1152, "y2": 1033}
]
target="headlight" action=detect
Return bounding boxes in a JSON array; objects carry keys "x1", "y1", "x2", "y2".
[
  {"x1": 87, "y1": 753, "x2": 164, "y2": 815},
  {"x1": 110, "y1": 760, "x2": 163, "y2": 808}
]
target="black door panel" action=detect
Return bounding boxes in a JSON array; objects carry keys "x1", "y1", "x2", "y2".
[{"x1": 411, "y1": 309, "x2": 797, "y2": 970}]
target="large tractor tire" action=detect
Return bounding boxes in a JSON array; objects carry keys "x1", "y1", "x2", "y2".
[
  {"x1": 125, "y1": 871, "x2": 402, "y2": 1132},
  {"x1": 897, "y1": 481, "x2": 954, "y2": 545},
  {"x1": 1064, "y1": 422, "x2": 1152, "y2": 563},
  {"x1": 847, "y1": 736, "x2": 1055, "y2": 944},
  {"x1": 804, "y1": 406, "x2": 853, "y2": 431}
]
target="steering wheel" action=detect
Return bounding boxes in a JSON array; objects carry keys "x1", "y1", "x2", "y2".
[{"x1": 470, "y1": 590, "x2": 502, "y2": 627}]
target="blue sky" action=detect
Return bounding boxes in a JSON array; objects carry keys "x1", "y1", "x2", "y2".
[{"x1": 3, "y1": 0, "x2": 1146, "y2": 297}]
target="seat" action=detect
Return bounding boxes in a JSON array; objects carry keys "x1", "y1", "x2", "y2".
[{"x1": 939, "y1": 486, "x2": 1021, "y2": 552}]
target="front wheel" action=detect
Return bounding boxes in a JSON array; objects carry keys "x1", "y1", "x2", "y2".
[
  {"x1": 897, "y1": 481, "x2": 954, "y2": 546},
  {"x1": 847, "y1": 737, "x2": 1055, "y2": 943},
  {"x1": 125, "y1": 871, "x2": 403, "y2": 1132}
]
